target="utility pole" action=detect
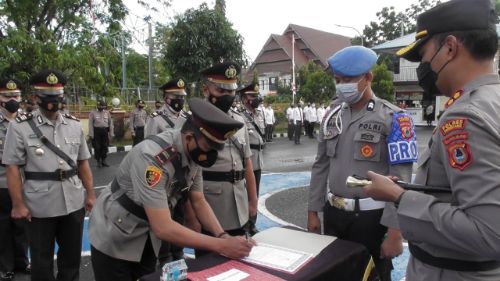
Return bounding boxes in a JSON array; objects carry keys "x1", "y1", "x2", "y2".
[
  {"x1": 121, "y1": 32, "x2": 127, "y2": 95},
  {"x1": 146, "y1": 16, "x2": 153, "y2": 91},
  {"x1": 292, "y1": 33, "x2": 296, "y2": 105}
]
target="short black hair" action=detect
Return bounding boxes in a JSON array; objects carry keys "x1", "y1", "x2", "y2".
[{"x1": 434, "y1": 29, "x2": 498, "y2": 60}]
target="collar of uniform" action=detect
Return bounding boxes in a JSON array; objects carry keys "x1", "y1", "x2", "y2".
[
  {"x1": 173, "y1": 130, "x2": 189, "y2": 168},
  {"x1": 462, "y1": 74, "x2": 500, "y2": 95},
  {"x1": 35, "y1": 111, "x2": 67, "y2": 127}
]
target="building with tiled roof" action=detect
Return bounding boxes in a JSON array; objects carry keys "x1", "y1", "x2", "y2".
[{"x1": 246, "y1": 24, "x2": 351, "y2": 96}]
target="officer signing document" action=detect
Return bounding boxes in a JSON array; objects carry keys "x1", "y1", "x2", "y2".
[{"x1": 89, "y1": 98, "x2": 255, "y2": 281}]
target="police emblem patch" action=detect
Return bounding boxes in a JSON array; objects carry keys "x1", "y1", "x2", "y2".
[
  {"x1": 388, "y1": 112, "x2": 418, "y2": 164},
  {"x1": 447, "y1": 142, "x2": 472, "y2": 171},
  {"x1": 440, "y1": 118, "x2": 466, "y2": 136},
  {"x1": 361, "y1": 144, "x2": 374, "y2": 158},
  {"x1": 145, "y1": 166, "x2": 162, "y2": 187}
]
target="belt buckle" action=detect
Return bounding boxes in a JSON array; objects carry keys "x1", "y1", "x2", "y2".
[
  {"x1": 332, "y1": 196, "x2": 346, "y2": 210},
  {"x1": 232, "y1": 170, "x2": 238, "y2": 183},
  {"x1": 58, "y1": 169, "x2": 66, "y2": 181}
]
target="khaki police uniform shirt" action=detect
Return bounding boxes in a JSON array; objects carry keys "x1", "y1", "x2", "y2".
[
  {"x1": 242, "y1": 107, "x2": 265, "y2": 171},
  {"x1": 308, "y1": 95, "x2": 415, "y2": 228},
  {"x1": 202, "y1": 109, "x2": 252, "y2": 230},
  {"x1": 88, "y1": 109, "x2": 114, "y2": 138},
  {"x1": 144, "y1": 105, "x2": 185, "y2": 137},
  {"x1": 129, "y1": 107, "x2": 148, "y2": 134},
  {"x1": 2, "y1": 110, "x2": 91, "y2": 217},
  {"x1": 89, "y1": 130, "x2": 202, "y2": 262},
  {"x1": 0, "y1": 109, "x2": 11, "y2": 189},
  {"x1": 398, "y1": 74, "x2": 500, "y2": 281}
]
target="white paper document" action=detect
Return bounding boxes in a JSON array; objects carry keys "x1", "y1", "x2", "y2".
[
  {"x1": 207, "y1": 268, "x2": 249, "y2": 281},
  {"x1": 241, "y1": 243, "x2": 313, "y2": 273}
]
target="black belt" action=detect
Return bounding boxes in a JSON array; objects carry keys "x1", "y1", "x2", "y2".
[
  {"x1": 409, "y1": 243, "x2": 500, "y2": 272},
  {"x1": 134, "y1": 126, "x2": 145, "y2": 129},
  {"x1": 24, "y1": 168, "x2": 78, "y2": 181},
  {"x1": 203, "y1": 170, "x2": 245, "y2": 183},
  {"x1": 111, "y1": 179, "x2": 148, "y2": 221},
  {"x1": 250, "y1": 144, "x2": 265, "y2": 151}
]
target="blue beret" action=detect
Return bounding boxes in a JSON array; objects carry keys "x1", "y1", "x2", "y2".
[{"x1": 327, "y1": 46, "x2": 378, "y2": 77}]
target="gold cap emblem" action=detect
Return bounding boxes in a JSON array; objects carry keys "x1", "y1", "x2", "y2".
[
  {"x1": 225, "y1": 66, "x2": 237, "y2": 79},
  {"x1": 6, "y1": 80, "x2": 17, "y2": 90},
  {"x1": 254, "y1": 85, "x2": 259, "y2": 92},
  {"x1": 177, "y1": 79, "x2": 185, "y2": 88},
  {"x1": 46, "y1": 73, "x2": 58, "y2": 85}
]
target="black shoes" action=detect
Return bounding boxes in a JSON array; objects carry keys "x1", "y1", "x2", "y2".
[
  {"x1": 0, "y1": 272, "x2": 14, "y2": 281},
  {"x1": 101, "y1": 160, "x2": 109, "y2": 167}
]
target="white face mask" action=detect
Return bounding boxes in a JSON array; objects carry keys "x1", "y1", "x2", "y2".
[{"x1": 336, "y1": 78, "x2": 367, "y2": 105}]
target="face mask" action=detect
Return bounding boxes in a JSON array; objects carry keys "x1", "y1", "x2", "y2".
[
  {"x1": 208, "y1": 92, "x2": 235, "y2": 113},
  {"x1": 138, "y1": 105, "x2": 144, "y2": 109},
  {"x1": 98, "y1": 107, "x2": 104, "y2": 111},
  {"x1": 168, "y1": 98, "x2": 184, "y2": 112},
  {"x1": 3, "y1": 99, "x2": 20, "y2": 113},
  {"x1": 336, "y1": 78, "x2": 367, "y2": 105},
  {"x1": 38, "y1": 95, "x2": 62, "y2": 112},
  {"x1": 250, "y1": 97, "x2": 262, "y2": 109},
  {"x1": 189, "y1": 137, "x2": 218, "y2": 168},
  {"x1": 416, "y1": 44, "x2": 450, "y2": 101}
]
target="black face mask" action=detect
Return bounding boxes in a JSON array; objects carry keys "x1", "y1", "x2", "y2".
[
  {"x1": 416, "y1": 43, "x2": 451, "y2": 101},
  {"x1": 168, "y1": 98, "x2": 185, "y2": 112},
  {"x1": 98, "y1": 107, "x2": 104, "y2": 111},
  {"x1": 250, "y1": 97, "x2": 262, "y2": 109},
  {"x1": 208, "y1": 92, "x2": 235, "y2": 113},
  {"x1": 38, "y1": 95, "x2": 62, "y2": 112},
  {"x1": 189, "y1": 137, "x2": 218, "y2": 168},
  {"x1": 3, "y1": 99, "x2": 20, "y2": 113}
]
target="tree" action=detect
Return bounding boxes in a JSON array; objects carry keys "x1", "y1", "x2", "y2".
[
  {"x1": 161, "y1": 3, "x2": 246, "y2": 84},
  {"x1": 361, "y1": 0, "x2": 440, "y2": 47},
  {"x1": 371, "y1": 62, "x2": 394, "y2": 103},
  {"x1": 297, "y1": 61, "x2": 336, "y2": 104},
  {"x1": 215, "y1": 0, "x2": 226, "y2": 16}
]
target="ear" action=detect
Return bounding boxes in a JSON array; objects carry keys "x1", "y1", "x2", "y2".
[
  {"x1": 444, "y1": 35, "x2": 459, "y2": 59},
  {"x1": 365, "y1": 71, "x2": 374, "y2": 83}
]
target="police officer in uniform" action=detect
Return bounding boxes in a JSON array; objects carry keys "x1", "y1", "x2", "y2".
[
  {"x1": 197, "y1": 62, "x2": 258, "y2": 256},
  {"x1": 145, "y1": 79, "x2": 186, "y2": 137},
  {"x1": 154, "y1": 100, "x2": 162, "y2": 113},
  {"x1": 89, "y1": 100, "x2": 114, "y2": 167},
  {"x1": 307, "y1": 46, "x2": 417, "y2": 281},
  {"x1": 0, "y1": 79, "x2": 29, "y2": 281},
  {"x1": 238, "y1": 83, "x2": 265, "y2": 234},
  {"x1": 364, "y1": 1, "x2": 500, "y2": 280},
  {"x1": 89, "y1": 98, "x2": 255, "y2": 281},
  {"x1": 4, "y1": 69, "x2": 95, "y2": 281},
  {"x1": 129, "y1": 99, "x2": 148, "y2": 146}
]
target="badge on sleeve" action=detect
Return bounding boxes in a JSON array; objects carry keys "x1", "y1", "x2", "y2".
[
  {"x1": 145, "y1": 166, "x2": 162, "y2": 188},
  {"x1": 447, "y1": 142, "x2": 472, "y2": 170},
  {"x1": 361, "y1": 144, "x2": 374, "y2": 158},
  {"x1": 440, "y1": 118, "x2": 466, "y2": 136},
  {"x1": 387, "y1": 112, "x2": 418, "y2": 164}
]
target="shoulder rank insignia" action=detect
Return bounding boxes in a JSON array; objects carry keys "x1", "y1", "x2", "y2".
[
  {"x1": 64, "y1": 113, "x2": 80, "y2": 121},
  {"x1": 15, "y1": 112, "x2": 33, "y2": 123},
  {"x1": 154, "y1": 145, "x2": 178, "y2": 166},
  {"x1": 145, "y1": 165, "x2": 162, "y2": 188},
  {"x1": 0, "y1": 114, "x2": 4, "y2": 122},
  {"x1": 37, "y1": 115, "x2": 43, "y2": 124},
  {"x1": 150, "y1": 111, "x2": 161, "y2": 118}
]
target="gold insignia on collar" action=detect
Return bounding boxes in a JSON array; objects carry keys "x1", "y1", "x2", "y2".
[
  {"x1": 47, "y1": 73, "x2": 58, "y2": 85},
  {"x1": 177, "y1": 79, "x2": 185, "y2": 88},
  {"x1": 6, "y1": 80, "x2": 17, "y2": 90},
  {"x1": 224, "y1": 129, "x2": 237, "y2": 139},
  {"x1": 254, "y1": 85, "x2": 259, "y2": 92},
  {"x1": 225, "y1": 66, "x2": 237, "y2": 79}
]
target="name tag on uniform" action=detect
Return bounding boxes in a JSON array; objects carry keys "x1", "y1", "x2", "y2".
[
  {"x1": 29, "y1": 134, "x2": 38, "y2": 139},
  {"x1": 65, "y1": 137, "x2": 79, "y2": 144},
  {"x1": 387, "y1": 112, "x2": 418, "y2": 164}
]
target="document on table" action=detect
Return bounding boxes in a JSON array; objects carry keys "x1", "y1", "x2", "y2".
[{"x1": 241, "y1": 243, "x2": 313, "y2": 273}]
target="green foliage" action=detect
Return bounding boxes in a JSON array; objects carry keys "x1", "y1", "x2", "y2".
[
  {"x1": 362, "y1": 0, "x2": 440, "y2": 47},
  {"x1": 297, "y1": 61, "x2": 335, "y2": 104},
  {"x1": 372, "y1": 62, "x2": 395, "y2": 102},
  {"x1": 161, "y1": 3, "x2": 246, "y2": 82}
]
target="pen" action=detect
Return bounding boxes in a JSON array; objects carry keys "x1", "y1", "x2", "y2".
[{"x1": 245, "y1": 231, "x2": 249, "y2": 241}]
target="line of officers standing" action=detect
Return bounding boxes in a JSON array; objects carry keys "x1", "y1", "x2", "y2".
[
  {"x1": 286, "y1": 102, "x2": 327, "y2": 144},
  {"x1": 0, "y1": 62, "x2": 268, "y2": 281}
]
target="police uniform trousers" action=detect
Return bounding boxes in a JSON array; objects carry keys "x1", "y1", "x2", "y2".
[
  {"x1": 29, "y1": 208, "x2": 85, "y2": 281},
  {"x1": 92, "y1": 127, "x2": 109, "y2": 162},
  {"x1": 0, "y1": 189, "x2": 29, "y2": 274},
  {"x1": 91, "y1": 236, "x2": 156, "y2": 281},
  {"x1": 323, "y1": 202, "x2": 392, "y2": 281},
  {"x1": 194, "y1": 227, "x2": 247, "y2": 258},
  {"x1": 287, "y1": 121, "x2": 294, "y2": 140},
  {"x1": 308, "y1": 122, "x2": 316, "y2": 138},
  {"x1": 132, "y1": 126, "x2": 145, "y2": 146},
  {"x1": 157, "y1": 203, "x2": 185, "y2": 266},
  {"x1": 294, "y1": 121, "x2": 302, "y2": 144}
]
